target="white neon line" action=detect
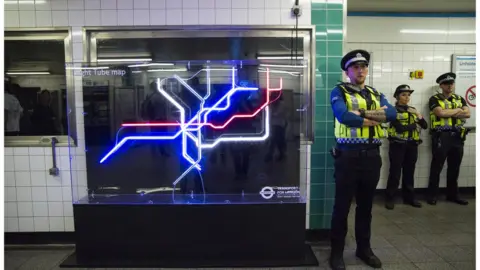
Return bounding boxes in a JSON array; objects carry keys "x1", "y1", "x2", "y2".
[
  {"x1": 173, "y1": 74, "x2": 203, "y2": 100},
  {"x1": 201, "y1": 106, "x2": 270, "y2": 149},
  {"x1": 99, "y1": 132, "x2": 182, "y2": 163}
]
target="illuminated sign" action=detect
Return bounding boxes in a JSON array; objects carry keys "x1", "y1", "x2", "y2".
[{"x1": 100, "y1": 68, "x2": 283, "y2": 185}]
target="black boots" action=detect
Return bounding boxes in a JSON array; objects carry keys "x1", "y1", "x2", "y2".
[
  {"x1": 329, "y1": 243, "x2": 346, "y2": 270},
  {"x1": 427, "y1": 197, "x2": 469, "y2": 206},
  {"x1": 329, "y1": 250, "x2": 346, "y2": 270},
  {"x1": 446, "y1": 197, "x2": 469, "y2": 205},
  {"x1": 385, "y1": 200, "x2": 394, "y2": 210},
  {"x1": 329, "y1": 245, "x2": 382, "y2": 269},
  {"x1": 404, "y1": 199, "x2": 422, "y2": 208},
  {"x1": 427, "y1": 198, "x2": 437, "y2": 205},
  {"x1": 356, "y1": 248, "x2": 382, "y2": 268},
  {"x1": 385, "y1": 199, "x2": 422, "y2": 210}
]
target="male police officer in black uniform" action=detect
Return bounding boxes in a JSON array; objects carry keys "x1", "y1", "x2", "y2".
[
  {"x1": 427, "y1": 72, "x2": 470, "y2": 205},
  {"x1": 329, "y1": 50, "x2": 397, "y2": 269}
]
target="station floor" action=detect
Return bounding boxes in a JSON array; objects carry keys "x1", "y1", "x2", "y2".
[{"x1": 5, "y1": 198, "x2": 475, "y2": 270}]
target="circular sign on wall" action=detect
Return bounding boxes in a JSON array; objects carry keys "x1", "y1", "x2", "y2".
[{"x1": 465, "y1": 85, "x2": 476, "y2": 107}]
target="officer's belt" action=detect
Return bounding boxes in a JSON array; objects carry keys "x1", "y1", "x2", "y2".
[
  {"x1": 388, "y1": 138, "x2": 420, "y2": 145},
  {"x1": 337, "y1": 147, "x2": 379, "y2": 158}
]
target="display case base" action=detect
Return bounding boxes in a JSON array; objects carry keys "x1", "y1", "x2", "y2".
[
  {"x1": 61, "y1": 202, "x2": 317, "y2": 268},
  {"x1": 60, "y1": 244, "x2": 317, "y2": 268}
]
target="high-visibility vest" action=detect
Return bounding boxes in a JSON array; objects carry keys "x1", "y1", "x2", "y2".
[
  {"x1": 388, "y1": 107, "x2": 420, "y2": 141},
  {"x1": 429, "y1": 94, "x2": 464, "y2": 130},
  {"x1": 334, "y1": 85, "x2": 387, "y2": 144}
]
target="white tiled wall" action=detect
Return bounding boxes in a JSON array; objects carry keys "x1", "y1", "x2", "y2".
[
  {"x1": 347, "y1": 17, "x2": 475, "y2": 44},
  {"x1": 4, "y1": 0, "x2": 312, "y2": 232},
  {"x1": 4, "y1": 0, "x2": 312, "y2": 28},
  {"x1": 346, "y1": 16, "x2": 476, "y2": 189},
  {"x1": 5, "y1": 147, "x2": 76, "y2": 232}
]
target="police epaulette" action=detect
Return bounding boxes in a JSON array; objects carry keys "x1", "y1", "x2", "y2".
[
  {"x1": 365, "y1": 85, "x2": 381, "y2": 96},
  {"x1": 337, "y1": 82, "x2": 362, "y2": 93}
]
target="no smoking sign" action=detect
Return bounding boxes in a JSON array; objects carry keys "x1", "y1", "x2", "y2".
[{"x1": 465, "y1": 85, "x2": 476, "y2": 107}]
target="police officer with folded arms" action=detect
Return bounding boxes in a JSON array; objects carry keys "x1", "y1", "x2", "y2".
[
  {"x1": 329, "y1": 50, "x2": 397, "y2": 270},
  {"x1": 427, "y1": 72, "x2": 470, "y2": 205},
  {"x1": 385, "y1": 85, "x2": 427, "y2": 210}
]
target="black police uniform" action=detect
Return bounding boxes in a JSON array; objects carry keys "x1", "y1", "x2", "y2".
[
  {"x1": 385, "y1": 85, "x2": 427, "y2": 210},
  {"x1": 329, "y1": 50, "x2": 391, "y2": 270},
  {"x1": 427, "y1": 73, "x2": 469, "y2": 205}
]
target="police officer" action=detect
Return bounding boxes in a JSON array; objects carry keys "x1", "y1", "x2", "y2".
[
  {"x1": 329, "y1": 50, "x2": 397, "y2": 270},
  {"x1": 385, "y1": 85, "x2": 427, "y2": 210},
  {"x1": 427, "y1": 72, "x2": 470, "y2": 205}
]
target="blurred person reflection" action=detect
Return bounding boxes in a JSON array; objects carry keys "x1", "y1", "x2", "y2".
[
  {"x1": 230, "y1": 95, "x2": 254, "y2": 181},
  {"x1": 4, "y1": 80, "x2": 23, "y2": 136},
  {"x1": 141, "y1": 81, "x2": 170, "y2": 158},
  {"x1": 265, "y1": 93, "x2": 287, "y2": 162},
  {"x1": 31, "y1": 90, "x2": 58, "y2": 135}
]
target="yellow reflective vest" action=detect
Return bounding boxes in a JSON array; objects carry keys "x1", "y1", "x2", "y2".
[
  {"x1": 429, "y1": 94, "x2": 464, "y2": 130},
  {"x1": 334, "y1": 85, "x2": 387, "y2": 144},
  {"x1": 388, "y1": 107, "x2": 420, "y2": 141}
]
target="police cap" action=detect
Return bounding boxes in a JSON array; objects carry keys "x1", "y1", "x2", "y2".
[
  {"x1": 436, "y1": 72, "x2": 456, "y2": 84},
  {"x1": 393, "y1": 84, "x2": 414, "y2": 98},
  {"x1": 341, "y1": 49, "x2": 370, "y2": 71}
]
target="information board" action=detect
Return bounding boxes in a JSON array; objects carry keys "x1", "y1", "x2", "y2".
[{"x1": 452, "y1": 55, "x2": 476, "y2": 127}]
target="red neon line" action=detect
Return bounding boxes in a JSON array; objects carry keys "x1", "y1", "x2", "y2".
[{"x1": 122, "y1": 70, "x2": 283, "y2": 129}]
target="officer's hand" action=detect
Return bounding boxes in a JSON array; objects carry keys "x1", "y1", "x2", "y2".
[
  {"x1": 351, "y1": 110, "x2": 361, "y2": 116},
  {"x1": 453, "y1": 108, "x2": 464, "y2": 116},
  {"x1": 380, "y1": 105, "x2": 387, "y2": 110}
]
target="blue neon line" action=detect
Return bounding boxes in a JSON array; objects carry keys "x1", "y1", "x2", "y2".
[
  {"x1": 99, "y1": 68, "x2": 275, "y2": 187},
  {"x1": 347, "y1": 12, "x2": 476, "y2": 18},
  {"x1": 99, "y1": 132, "x2": 182, "y2": 163}
]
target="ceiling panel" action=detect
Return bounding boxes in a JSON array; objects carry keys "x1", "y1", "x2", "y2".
[{"x1": 347, "y1": 0, "x2": 476, "y2": 12}]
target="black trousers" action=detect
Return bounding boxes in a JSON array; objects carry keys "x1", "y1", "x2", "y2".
[
  {"x1": 385, "y1": 141, "x2": 418, "y2": 202},
  {"x1": 331, "y1": 147, "x2": 382, "y2": 252},
  {"x1": 428, "y1": 132, "x2": 464, "y2": 199}
]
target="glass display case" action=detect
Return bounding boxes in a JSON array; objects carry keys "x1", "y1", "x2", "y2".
[
  {"x1": 64, "y1": 59, "x2": 315, "y2": 267},
  {"x1": 69, "y1": 60, "x2": 310, "y2": 205}
]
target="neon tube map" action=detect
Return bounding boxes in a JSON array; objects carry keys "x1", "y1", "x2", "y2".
[{"x1": 99, "y1": 68, "x2": 282, "y2": 186}]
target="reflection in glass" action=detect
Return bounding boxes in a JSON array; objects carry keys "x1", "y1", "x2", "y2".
[
  {"x1": 4, "y1": 40, "x2": 67, "y2": 137},
  {"x1": 71, "y1": 60, "x2": 308, "y2": 205}
]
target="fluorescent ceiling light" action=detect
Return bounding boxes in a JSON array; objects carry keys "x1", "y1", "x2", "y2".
[
  {"x1": 97, "y1": 58, "x2": 153, "y2": 63},
  {"x1": 128, "y1": 63, "x2": 174, "y2": 67},
  {"x1": 259, "y1": 64, "x2": 306, "y2": 69},
  {"x1": 316, "y1": 32, "x2": 327, "y2": 36},
  {"x1": 6, "y1": 71, "x2": 50, "y2": 75},
  {"x1": 257, "y1": 56, "x2": 304, "y2": 60},
  {"x1": 147, "y1": 68, "x2": 187, "y2": 72},
  {"x1": 65, "y1": 67, "x2": 110, "y2": 70},
  {"x1": 400, "y1": 29, "x2": 475, "y2": 35}
]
